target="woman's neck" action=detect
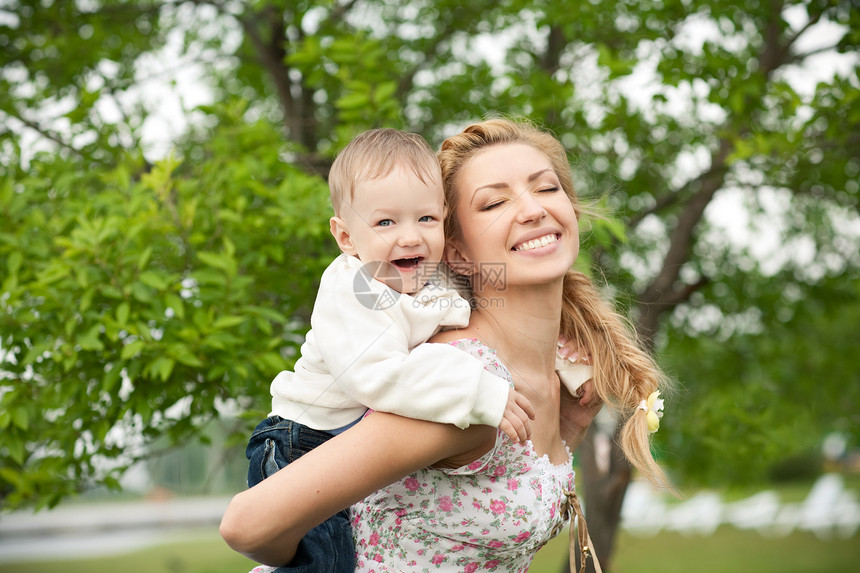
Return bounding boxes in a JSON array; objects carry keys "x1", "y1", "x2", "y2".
[{"x1": 469, "y1": 281, "x2": 563, "y2": 374}]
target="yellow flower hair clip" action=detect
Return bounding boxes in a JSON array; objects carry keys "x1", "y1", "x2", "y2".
[{"x1": 637, "y1": 390, "x2": 664, "y2": 434}]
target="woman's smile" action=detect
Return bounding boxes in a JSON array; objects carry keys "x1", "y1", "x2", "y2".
[{"x1": 513, "y1": 232, "x2": 560, "y2": 252}]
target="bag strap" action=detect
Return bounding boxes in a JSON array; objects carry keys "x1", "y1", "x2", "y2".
[{"x1": 563, "y1": 489, "x2": 603, "y2": 573}]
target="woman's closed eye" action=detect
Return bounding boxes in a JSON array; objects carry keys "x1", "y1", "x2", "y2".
[{"x1": 479, "y1": 199, "x2": 505, "y2": 212}]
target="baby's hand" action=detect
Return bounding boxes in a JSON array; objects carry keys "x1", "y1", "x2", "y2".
[{"x1": 499, "y1": 388, "x2": 535, "y2": 444}]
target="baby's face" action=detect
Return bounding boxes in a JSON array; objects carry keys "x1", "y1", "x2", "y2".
[{"x1": 340, "y1": 166, "x2": 445, "y2": 294}]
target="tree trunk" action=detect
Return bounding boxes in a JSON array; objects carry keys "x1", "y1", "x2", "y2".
[{"x1": 561, "y1": 421, "x2": 631, "y2": 573}]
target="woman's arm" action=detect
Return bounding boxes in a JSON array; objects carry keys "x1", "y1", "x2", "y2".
[{"x1": 220, "y1": 411, "x2": 493, "y2": 566}]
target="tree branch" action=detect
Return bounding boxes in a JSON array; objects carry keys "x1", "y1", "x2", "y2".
[
  {"x1": 758, "y1": 0, "x2": 791, "y2": 79},
  {"x1": 322, "y1": 0, "x2": 360, "y2": 25},
  {"x1": 238, "y1": 7, "x2": 297, "y2": 139},
  {"x1": 540, "y1": 24, "x2": 568, "y2": 127},
  {"x1": 541, "y1": 24, "x2": 567, "y2": 76},
  {"x1": 784, "y1": 2, "x2": 824, "y2": 49},
  {"x1": 793, "y1": 43, "x2": 844, "y2": 61},
  {"x1": 635, "y1": 137, "x2": 732, "y2": 344},
  {"x1": 628, "y1": 189, "x2": 684, "y2": 228},
  {"x1": 649, "y1": 138, "x2": 731, "y2": 293},
  {"x1": 4, "y1": 111, "x2": 91, "y2": 161},
  {"x1": 395, "y1": 21, "x2": 458, "y2": 100}
]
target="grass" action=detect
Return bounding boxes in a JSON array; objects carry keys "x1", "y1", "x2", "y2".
[
  {"x1": 0, "y1": 526, "x2": 855, "y2": 573},
  {"x1": 3, "y1": 474, "x2": 858, "y2": 573},
  {"x1": 0, "y1": 532, "x2": 257, "y2": 573},
  {"x1": 530, "y1": 526, "x2": 859, "y2": 573}
]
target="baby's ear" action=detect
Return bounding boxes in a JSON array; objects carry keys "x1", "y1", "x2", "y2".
[
  {"x1": 330, "y1": 217, "x2": 357, "y2": 256},
  {"x1": 444, "y1": 241, "x2": 475, "y2": 276}
]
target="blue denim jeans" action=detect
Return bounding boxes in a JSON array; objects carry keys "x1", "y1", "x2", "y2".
[{"x1": 246, "y1": 416, "x2": 355, "y2": 573}]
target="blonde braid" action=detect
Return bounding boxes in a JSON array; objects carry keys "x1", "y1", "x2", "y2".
[{"x1": 561, "y1": 270, "x2": 670, "y2": 487}]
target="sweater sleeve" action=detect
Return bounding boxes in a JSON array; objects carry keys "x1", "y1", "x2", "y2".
[{"x1": 310, "y1": 259, "x2": 510, "y2": 428}]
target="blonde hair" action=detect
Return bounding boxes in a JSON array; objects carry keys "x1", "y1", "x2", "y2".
[
  {"x1": 439, "y1": 118, "x2": 671, "y2": 487},
  {"x1": 328, "y1": 128, "x2": 441, "y2": 215}
]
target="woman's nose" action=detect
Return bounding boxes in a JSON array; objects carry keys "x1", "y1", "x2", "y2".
[{"x1": 516, "y1": 194, "x2": 548, "y2": 223}]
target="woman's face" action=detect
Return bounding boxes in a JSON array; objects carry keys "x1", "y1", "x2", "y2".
[{"x1": 448, "y1": 143, "x2": 579, "y2": 292}]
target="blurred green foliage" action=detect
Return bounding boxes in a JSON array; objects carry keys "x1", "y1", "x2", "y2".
[{"x1": 0, "y1": 100, "x2": 334, "y2": 509}]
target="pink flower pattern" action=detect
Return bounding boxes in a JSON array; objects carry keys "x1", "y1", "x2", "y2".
[{"x1": 352, "y1": 339, "x2": 575, "y2": 572}]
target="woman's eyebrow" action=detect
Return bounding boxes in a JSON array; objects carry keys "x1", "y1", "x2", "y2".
[
  {"x1": 472, "y1": 168, "x2": 555, "y2": 197},
  {"x1": 528, "y1": 168, "x2": 554, "y2": 182},
  {"x1": 474, "y1": 181, "x2": 507, "y2": 193}
]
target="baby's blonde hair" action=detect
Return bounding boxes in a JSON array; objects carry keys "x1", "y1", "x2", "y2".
[
  {"x1": 439, "y1": 118, "x2": 672, "y2": 487},
  {"x1": 328, "y1": 128, "x2": 441, "y2": 216}
]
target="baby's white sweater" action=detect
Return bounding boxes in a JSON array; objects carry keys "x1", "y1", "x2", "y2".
[{"x1": 269, "y1": 254, "x2": 510, "y2": 431}]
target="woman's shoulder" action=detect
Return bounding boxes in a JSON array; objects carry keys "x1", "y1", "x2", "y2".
[
  {"x1": 429, "y1": 331, "x2": 498, "y2": 357},
  {"x1": 429, "y1": 332, "x2": 511, "y2": 385},
  {"x1": 427, "y1": 327, "x2": 475, "y2": 345}
]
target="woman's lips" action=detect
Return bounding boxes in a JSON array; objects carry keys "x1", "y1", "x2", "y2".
[{"x1": 513, "y1": 233, "x2": 559, "y2": 252}]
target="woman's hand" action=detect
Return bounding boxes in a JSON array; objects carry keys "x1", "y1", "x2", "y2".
[
  {"x1": 556, "y1": 335, "x2": 591, "y2": 365},
  {"x1": 556, "y1": 335, "x2": 600, "y2": 448},
  {"x1": 558, "y1": 379, "x2": 603, "y2": 450}
]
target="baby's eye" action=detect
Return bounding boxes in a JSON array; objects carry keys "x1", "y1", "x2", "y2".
[
  {"x1": 376, "y1": 219, "x2": 394, "y2": 227},
  {"x1": 418, "y1": 215, "x2": 436, "y2": 222}
]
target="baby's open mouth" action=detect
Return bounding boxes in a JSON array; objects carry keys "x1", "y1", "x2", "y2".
[{"x1": 392, "y1": 257, "x2": 423, "y2": 270}]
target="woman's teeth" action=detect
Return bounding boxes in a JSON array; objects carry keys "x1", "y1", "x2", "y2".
[{"x1": 514, "y1": 234, "x2": 558, "y2": 252}]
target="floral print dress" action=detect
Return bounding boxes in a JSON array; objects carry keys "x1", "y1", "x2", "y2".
[{"x1": 352, "y1": 338, "x2": 575, "y2": 572}]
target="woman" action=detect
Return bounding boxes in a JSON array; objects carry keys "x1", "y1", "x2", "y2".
[{"x1": 220, "y1": 118, "x2": 669, "y2": 572}]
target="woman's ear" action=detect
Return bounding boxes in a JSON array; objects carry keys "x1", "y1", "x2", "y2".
[
  {"x1": 444, "y1": 241, "x2": 475, "y2": 276},
  {"x1": 330, "y1": 217, "x2": 357, "y2": 256}
]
